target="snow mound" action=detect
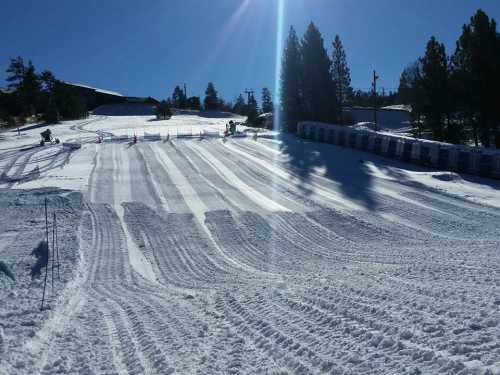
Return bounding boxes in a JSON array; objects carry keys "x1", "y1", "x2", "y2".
[{"x1": 432, "y1": 172, "x2": 463, "y2": 182}]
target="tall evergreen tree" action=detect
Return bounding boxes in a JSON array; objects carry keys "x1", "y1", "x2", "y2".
[
  {"x1": 20, "y1": 61, "x2": 42, "y2": 115},
  {"x1": 451, "y1": 9, "x2": 500, "y2": 147},
  {"x1": 43, "y1": 97, "x2": 61, "y2": 124},
  {"x1": 246, "y1": 93, "x2": 259, "y2": 124},
  {"x1": 233, "y1": 94, "x2": 246, "y2": 115},
  {"x1": 261, "y1": 87, "x2": 273, "y2": 113},
  {"x1": 171, "y1": 85, "x2": 187, "y2": 108},
  {"x1": 331, "y1": 35, "x2": 352, "y2": 121},
  {"x1": 6, "y1": 57, "x2": 26, "y2": 90},
  {"x1": 39, "y1": 70, "x2": 56, "y2": 93},
  {"x1": 398, "y1": 61, "x2": 425, "y2": 136},
  {"x1": 203, "y1": 82, "x2": 219, "y2": 111},
  {"x1": 4, "y1": 58, "x2": 25, "y2": 116},
  {"x1": 186, "y1": 96, "x2": 201, "y2": 110},
  {"x1": 39, "y1": 70, "x2": 56, "y2": 113},
  {"x1": 419, "y1": 36, "x2": 449, "y2": 141},
  {"x1": 280, "y1": 26, "x2": 303, "y2": 132},
  {"x1": 217, "y1": 98, "x2": 232, "y2": 112},
  {"x1": 301, "y1": 22, "x2": 338, "y2": 123},
  {"x1": 155, "y1": 100, "x2": 172, "y2": 120}
]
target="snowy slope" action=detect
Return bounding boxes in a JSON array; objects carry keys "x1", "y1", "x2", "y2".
[{"x1": 0, "y1": 109, "x2": 499, "y2": 374}]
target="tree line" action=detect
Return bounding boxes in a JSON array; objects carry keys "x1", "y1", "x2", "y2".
[
  {"x1": 280, "y1": 9, "x2": 500, "y2": 148},
  {"x1": 280, "y1": 23, "x2": 355, "y2": 133},
  {"x1": 163, "y1": 82, "x2": 274, "y2": 126},
  {"x1": 0, "y1": 57, "x2": 88, "y2": 126},
  {"x1": 398, "y1": 9, "x2": 500, "y2": 147}
]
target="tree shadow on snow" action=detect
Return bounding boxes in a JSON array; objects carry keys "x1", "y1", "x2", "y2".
[{"x1": 279, "y1": 133, "x2": 378, "y2": 210}]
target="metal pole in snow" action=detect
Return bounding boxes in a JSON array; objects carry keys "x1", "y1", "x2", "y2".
[
  {"x1": 372, "y1": 70, "x2": 379, "y2": 131},
  {"x1": 41, "y1": 198, "x2": 49, "y2": 311},
  {"x1": 51, "y1": 211, "x2": 55, "y2": 293},
  {"x1": 55, "y1": 212, "x2": 60, "y2": 280}
]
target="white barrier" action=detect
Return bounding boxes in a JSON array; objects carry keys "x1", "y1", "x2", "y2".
[
  {"x1": 107, "y1": 135, "x2": 129, "y2": 143},
  {"x1": 144, "y1": 132, "x2": 161, "y2": 141},
  {"x1": 297, "y1": 121, "x2": 500, "y2": 179}
]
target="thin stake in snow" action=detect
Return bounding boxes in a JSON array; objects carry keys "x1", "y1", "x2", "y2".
[
  {"x1": 372, "y1": 70, "x2": 379, "y2": 131},
  {"x1": 51, "y1": 212, "x2": 56, "y2": 292},
  {"x1": 55, "y1": 212, "x2": 60, "y2": 280},
  {"x1": 41, "y1": 198, "x2": 49, "y2": 311}
]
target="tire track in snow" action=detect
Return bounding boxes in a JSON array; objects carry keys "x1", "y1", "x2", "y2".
[
  {"x1": 200, "y1": 140, "x2": 315, "y2": 212},
  {"x1": 123, "y1": 202, "x2": 235, "y2": 288},
  {"x1": 172, "y1": 141, "x2": 255, "y2": 213},
  {"x1": 186, "y1": 141, "x2": 290, "y2": 212},
  {"x1": 113, "y1": 145, "x2": 158, "y2": 284},
  {"x1": 227, "y1": 139, "x2": 474, "y2": 240},
  {"x1": 223, "y1": 139, "x2": 362, "y2": 211},
  {"x1": 148, "y1": 142, "x2": 276, "y2": 278},
  {"x1": 83, "y1": 204, "x2": 179, "y2": 374}
]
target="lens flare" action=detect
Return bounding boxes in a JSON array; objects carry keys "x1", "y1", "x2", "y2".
[
  {"x1": 270, "y1": 0, "x2": 285, "y2": 285},
  {"x1": 273, "y1": 0, "x2": 285, "y2": 133}
]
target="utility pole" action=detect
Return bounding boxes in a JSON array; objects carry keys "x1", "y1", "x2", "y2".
[
  {"x1": 372, "y1": 70, "x2": 379, "y2": 131},
  {"x1": 244, "y1": 89, "x2": 254, "y2": 103},
  {"x1": 183, "y1": 83, "x2": 187, "y2": 98}
]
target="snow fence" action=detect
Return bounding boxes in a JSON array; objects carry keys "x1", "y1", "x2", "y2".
[{"x1": 297, "y1": 122, "x2": 500, "y2": 179}]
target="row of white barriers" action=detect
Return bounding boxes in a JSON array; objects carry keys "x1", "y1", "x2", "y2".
[
  {"x1": 297, "y1": 121, "x2": 500, "y2": 179},
  {"x1": 99, "y1": 130, "x2": 251, "y2": 144}
]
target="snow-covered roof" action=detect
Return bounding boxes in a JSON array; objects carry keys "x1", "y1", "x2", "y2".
[
  {"x1": 63, "y1": 81, "x2": 124, "y2": 97},
  {"x1": 346, "y1": 105, "x2": 411, "y2": 113},
  {"x1": 381, "y1": 104, "x2": 412, "y2": 112},
  {"x1": 0, "y1": 87, "x2": 15, "y2": 94}
]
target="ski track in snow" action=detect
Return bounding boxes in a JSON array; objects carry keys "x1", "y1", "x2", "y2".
[{"x1": 1, "y1": 114, "x2": 499, "y2": 374}]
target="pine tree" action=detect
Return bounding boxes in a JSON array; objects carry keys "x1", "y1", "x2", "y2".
[
  {"x1": 246, "y1": 93, "x2": 259, "y2": 124},
  {"x1": 301, "y1": 22, "x2": 338, "y2": 123},
  {"x1": 203, "y1": 82, "x2": 219, "y2": 111},
  {"x1": 233, "y1": 94, "x2": 246, "y2": 115},
  {"x1": 20, "y1": 61, "x2": 42, "y2": 115},
  {"x1": 419, "y1": 36, "x2": 449, "y2": 141},
  {"x1": 6, "y1": 57, "x2": 26, "y2": 90},
  {"x1": 280, "y1": 26, "x2": 303, "y2": 132},
  {"x1": 451, "y1": 9, "x2": 500, "y2": 147},
  {"x1": 261, "y1": 87, "x2": 273, "y2": 113},
  {"x1": 186, "y1": 96, "x2": 201, "y2": 110},
  {"x1": 331, "y1": 35, "x2": 352, "y2": 122},
  {"x1": 398, "y1": 61, "x2": 425, "y2": 136},
  {"x1": 155, "y1": 100, "x2": 172, "y2": 119},
  {"x1": 172, "y1": 85, "x2": 187, "y2": 108},
  {"x1": 39, "y1": 70, "x2": 56, "y2": 114},
  {"x1": 39, "y1": 70, "x2": 56, "y2": 93},
  {"x1": 43, "y1": 98, "x2": 60, "y2": 124},
  {"x1": 217, "y1": 98, "x2": 232, "y2": 112},
  {"x1": 5, "y1": 57, "x2": 30, "y2": 115}
]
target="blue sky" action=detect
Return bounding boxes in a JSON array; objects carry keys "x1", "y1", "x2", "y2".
[{"x1": 2, "y1": 0, "x2": 500, "y2": 104}]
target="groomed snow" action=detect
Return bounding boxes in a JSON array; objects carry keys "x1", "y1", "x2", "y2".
[{"x1": 0, "y1": 109, "x2": 499, "y2": 374}]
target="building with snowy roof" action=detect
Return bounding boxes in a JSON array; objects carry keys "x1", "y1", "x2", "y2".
[{"x1": 61, "y1": 82, "x2": 158, "y2": 110}]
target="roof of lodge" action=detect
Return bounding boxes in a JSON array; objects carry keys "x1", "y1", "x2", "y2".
[{"x1": 63, "y1": 81, "x2": 124, "y2": 97}]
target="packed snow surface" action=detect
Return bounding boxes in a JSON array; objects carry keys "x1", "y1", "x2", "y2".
[{"x1": 1, "y1": 110, "x2": 499, "y2": 374}]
